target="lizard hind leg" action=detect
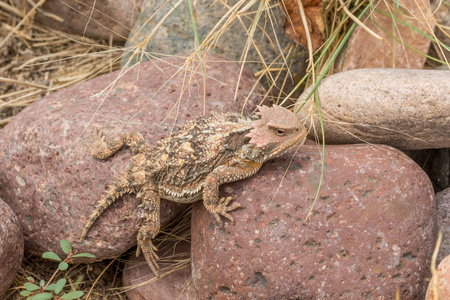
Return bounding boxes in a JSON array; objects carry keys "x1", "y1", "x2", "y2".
[{"x1": 135, "y1": 186, "x2": 161, "y2": 278}]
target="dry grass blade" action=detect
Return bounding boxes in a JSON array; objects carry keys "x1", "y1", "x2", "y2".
[
  {"x1": 338, "y1": 0, "x2": 383, "y2": 40},
  {"x1": 0, "y1": 76, "x2": 49, "y2": 89},
  {"x1": 430, "y1": 232, "x2": 443, "y2": 300}
]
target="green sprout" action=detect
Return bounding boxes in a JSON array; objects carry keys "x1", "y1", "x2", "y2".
[{"x1": 20, "y1": 240, "x2": 95, "y2": 300}]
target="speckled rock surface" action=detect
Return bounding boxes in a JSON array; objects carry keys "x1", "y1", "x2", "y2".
[
  {"x1": 437, "y1": 188, "x2": 450, "y2": 264},
  {"x1": 335, "y1": 0, "x2": 434, "y2": 70},
  {"x1": 12, "y1": 0, "x2": 143, "y2": 42},
  {"x1": 123, "y1": 241, "x2": 195, "y2": 300},
  {"x1": 426, "y1": 254, "x2": 450, "y2": 300},
  {"x1": 0, "y1": 199, "x2": 24, "y2": 296},
  {"x1": 191, "y1": 144, "x2": 436, "y2": 299},
  {"x1": 295, "y1": 68, "x2": 450, "y2": 150},
  {"x1": 0, "y1": 54, "x2": 264, "y2": 262}
]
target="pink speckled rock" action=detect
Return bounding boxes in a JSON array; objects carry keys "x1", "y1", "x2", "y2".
[
  {"x1": 0, "y1": 199, "x2": 23, "y2": 296},
  {"x1": 335, "y1": 0, "x2": 434, "y2": 70},
  {"x1": 123, "y1": 241, "x2": 196, "y2": 300},
  {"x1": 0, "y1": 54, "x2": 264, "y2": 262},
  {"x1": 191, "y1": 144, "x2": 436, "y2": 299},
  {"x1": 426, "y1": 255, "x2": 450, "y2": 300}
]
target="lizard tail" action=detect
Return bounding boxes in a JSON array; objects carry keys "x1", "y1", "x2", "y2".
[{"x1": 79, "y1": 182, "x2": 132, "y2": 242}]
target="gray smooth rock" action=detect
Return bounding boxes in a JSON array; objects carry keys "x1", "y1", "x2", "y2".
[
  {"x1": 192, "y1": 144, "x2": 436, "y2": 299},
  {"x1": 0, "y1": 199, "x2": 23, "y2": 296},
  {"x1": 294, "y1": 68, "x2": 450, "y2": 150},
  {"x1": 122, "y1": 0, "x2": 307, "y2": 97},
  {"x1": 0, "y1": 54, "x2": 264, "y2": 262}
]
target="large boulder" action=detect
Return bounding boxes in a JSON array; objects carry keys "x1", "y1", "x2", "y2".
[
  {"x1": 0, "y1": 54, "x2": 264, "y2": 261},
  {"x1": 191, "y1": 144, "x2": 436, "y2": 298},
  {"x1": 0, "y1": 199, "x2": 24, "y2": 296}
]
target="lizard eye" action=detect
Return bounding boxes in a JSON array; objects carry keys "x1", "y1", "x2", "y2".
[{"x1": 275, "y1": 128, "x2": 287, "y2": 136}]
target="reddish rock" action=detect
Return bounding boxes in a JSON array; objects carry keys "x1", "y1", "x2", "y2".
[
  {"x1": 12, "y1": 0, "x2": 143, "y2": 42},
  {"x1": 437, "y1": 188, "x2": 450, "y2": 263},
  {"x1": 191, "y1": 144, "x2": 436, "y2": 299},
  {"x1": 335, "y1": 0, "x2": 434, "y2": 70},
  {"x1": 0, "y1": 199, "x2": 24, "y2": 296},
  {"x1": 123, "y1": 241, "x2": 196, "y2": 300},
  {"x1": 426, "y1": 254, "x2": 450, "y2": 300},
  {"x1": 0, "y1": 54, "x2": 264, "y2": 262},
  {"x1": 295, "y1": 68, "x2": 450, "y2": 150}
]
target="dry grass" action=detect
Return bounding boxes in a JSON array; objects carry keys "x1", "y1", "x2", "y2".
[
  {"x1": 0, "y1": 0, "x2": 123, "y2": 128},
  {"x1": 1, "y1": 0, "x2": 448, "y2": 299}
]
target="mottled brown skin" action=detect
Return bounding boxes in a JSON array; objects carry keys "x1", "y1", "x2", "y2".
[{"x1": 80, "y1": 105, "x2": 307, "y2": 277}]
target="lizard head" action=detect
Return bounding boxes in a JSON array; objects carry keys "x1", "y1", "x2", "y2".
[{"x1": 244, "y1": 105, "x2": 307, "y2": 162}]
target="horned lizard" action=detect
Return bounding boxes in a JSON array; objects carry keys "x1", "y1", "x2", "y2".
[{"x1": 80, "y1": 105, "x2": 307, "y2": 276}]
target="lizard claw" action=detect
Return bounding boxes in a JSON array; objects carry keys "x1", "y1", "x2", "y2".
[
  {"x1": 209, "y1": 197, "x2": 244, "y2": 225},
  {"x1": 137, "y1": 226, "x2": 160, "y2": 278}
]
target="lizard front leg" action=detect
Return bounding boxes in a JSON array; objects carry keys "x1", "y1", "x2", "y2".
[
  {"x1": 91, "y1": 128, "x2": 151, "y2": 159},
  {"x1": 203, "y1": 160, "x2": 262, "y2": 224},
  {"x1": 135, "y1": 186, "x2": 161, "y2": 278}
]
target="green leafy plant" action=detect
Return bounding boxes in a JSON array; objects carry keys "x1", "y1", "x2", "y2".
[{"x1": 20, "y1": 240, "x2": 95, "y2": 300}]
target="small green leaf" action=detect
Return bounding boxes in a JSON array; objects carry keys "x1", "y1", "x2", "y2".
[
  {"x1": 42, "y1": 251, "x2": 61, "y2": 262},
  {"x1": 27, "y1": 276, "x2": 35, "y2": 282},
  {"x1": 58, "y1": 261, "x2": 69, "y2": 271},
  {"x1": 55, "y1": 278, "x2": 66, "y2": 294},
  {"x1": 61, "y1": 291, "x2": 84, "y2": 299},
  {"x1": 40, "y1": 280, "x2": 45, "y2": 287},
  {"x1": 45, "y1": 283, "x2": 56, "y2": 291},
  {"x1": 31, "y1": 292, "x2": 53, "y2": 300},
  {"x1": 60, "y1": 240, "x2": 72, "y2": 254},
  {"x1": 20, "y1": 290, "x2": 31, "y2": 296},
  {"x1": 72, "y1": 253, "x2": 96, "y2": 258},
  {"x1": 24, "y1": 282, "x2": 40, "y2": 291}
]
